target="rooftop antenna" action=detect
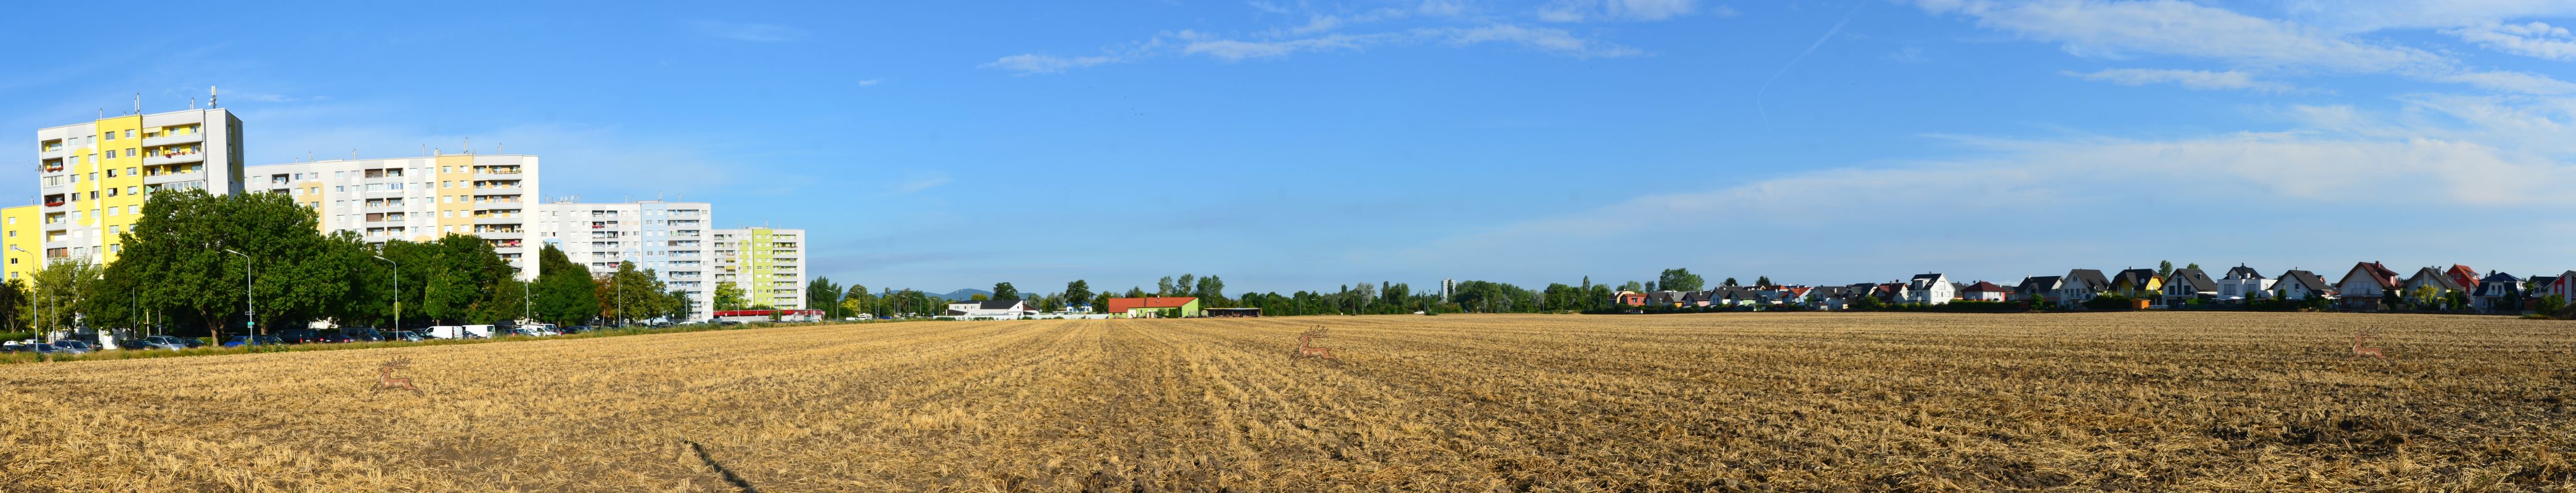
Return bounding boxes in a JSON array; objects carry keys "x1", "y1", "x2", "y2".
[
  {"x1": 190, "y1": 97, "x2": 197, "y2": 110},
  {"x1": 134, "y1": 92, "x2": 141, "y2": 115},
  {"x1": 465, "y1": 137, "x2": 471, "y2": 155},
  {"x1": 497, "y1": 142, "x2": 503, "y2": 154},
  {"x1": 210, "y1": 86, "x2": 218, "y2": 108}
]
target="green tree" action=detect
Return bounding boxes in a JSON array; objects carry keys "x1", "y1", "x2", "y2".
[
  {"x1": 1062, "y1": 280, "x2": 1093, "y2": 310},
  {"x1": 1156, "y1": 277, "x2": 1175, "y2": 296},
  {"x1": 1616, "y1": 280, "x2": 1644, "y2": 293},
  {"x1": 1175, "y1": 274, "x2": 1196, "y2": 298},
  {"x1": 1721, "y1": 277, "x2": 1739, "y2": 287},
  {"x1": 117, "y1": 189, "x2": 350, "y2": 340},
  {"x1": 1657, "y1": 269, "x2": 1705, "y2": 292},
  {"x1": 839, "y1": 283, "x2": 871, "y2": 320},
  {"x1": 1195, "y1": 275, "x2": 1226, "y2": 303},
  {"x1": 2158, "y1": 261, "x2": 2174, "y2": 278},
  {"x1": 0, "y1": 279, "x2": 26, "y2": 332},
  {"x1": 807, "y1": 277, "x2": 842, "y2": 319},
  {"x1": 531, "y1": 244, "x2": 600, "y2": 327},
  {"x1": 992, "y1": 282, "x2": 1020, "y2": 300},
  {"x1": 31, "y1": 259, "x2": 102, "y2": 334},
  {"x1": 595, "y1": 261, "x2": 667, "y2": 325},
  {"x1": 712, "y1": 281, "x2": 748, "y2": 311}
]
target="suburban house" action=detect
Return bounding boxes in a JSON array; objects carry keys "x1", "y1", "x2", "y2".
[
  {"x1": 1805, "y1": 286, "x2": 1851, "y2": 310},
  {"x1": 2403, "y1": 266, "x2": 2468, "y2": 307},
  {"x1": 2057, "y1": 269, "x2": 2111, "y2": 308},
  {"x1": 2013, "y1": 275, "x2": 2063, "y2": 303},
  {"x1": 1615, "y1": 291, "x2": 1647, "y2": 306},
  {"x1": 1873, "y1": 283, "x2": 1910, "y2": 303},
  {"x1": 1961, "y1": 282, "x2": 2010, "y2": 302},
  {"x1": 2548, "y1": 272, "x2": 2576, "y2": 307},
  {"x1": 2273, "y1": 269, "x2": 2333, "y2": 300},
  {"x1": 2471, "y1": 271, "x2": 2524, "y2": 311},
  {"x1": 1907, "y1": 273, "x2": 1956, "y2": 305},
  {"x1": 945, "y1": 299, "x2": 1030, "y2": 320},
  {"x1": 2445, "y1": 264, "x2": 2482, "y2": 294},
  {"x1": 1646, "y1": 290, "x2": 1687, "y2": 308},
  {"x1": 2336, "y1": 261, "x2": 2403, "y2": 310},
  {"x1": 2215, "y1": 264, "x2": 2275, "y2": 301},
  {"x1": 1106, "y1": 296, "x2": 1202, "y2": 318},
  {"x1": 1680, "y1": 290, "x2": 1712, "y2": 308},
  {"x1": 1714, "y1": 287, "x2": 1761, "y2": 306},
  {"x1": 2109, "y1": 268, "x2": 2162, "y2": 299},
  {"x1": 2160, "y1": 268, "x2": 2218, "y2": 307},
  {"x1": 2526, "y1": 274, "x2": 2558, "y2": 309}
]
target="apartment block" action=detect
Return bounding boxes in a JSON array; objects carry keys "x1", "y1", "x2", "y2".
[
  {"x1": 14, "y1": 107, "x2": 246, "y2": 282},
  {"x1": 244, "y1": 153, "x2": 540, "y2": 279},
  {"x1": 713, "y1": 227, "x2": 806, "y2": 310},
  {"x1": 536, "y1": 200, "x2": 715, "y2": 321}
]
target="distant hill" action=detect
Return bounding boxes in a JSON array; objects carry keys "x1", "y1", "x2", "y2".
[{"x1": 935, "y1": 288, "x2": 994, "y2": 301}]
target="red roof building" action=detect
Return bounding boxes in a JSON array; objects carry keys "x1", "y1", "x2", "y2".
[{"x1": 1105, "y1": 297, "x2": 1202, "y2": 317}]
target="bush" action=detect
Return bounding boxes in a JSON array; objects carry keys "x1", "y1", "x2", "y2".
[{"x1": 2084, "y1": 294, "x2": 2140, "y2": 311}]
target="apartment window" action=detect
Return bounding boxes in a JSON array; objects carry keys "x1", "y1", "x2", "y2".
[
  {"x1": 124, "y1": 130, "x2": 133, "y2": 138},
  {"x1": 88, "y1": 173, "x2": 97, "y2": 181},
  {"x1": 334, "y1": 171, "x2": 344, "y2": 178},
  {"x1": 105, "y1": 132, "x2": 117, "y2": 141}
]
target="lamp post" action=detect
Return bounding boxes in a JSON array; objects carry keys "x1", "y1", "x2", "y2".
[
  {"x1": 222, "y1": 248, "x2": 252, "y2": 348},
  {"x1": 371, "y1": 255, "x2": 397, "y2": 334}
]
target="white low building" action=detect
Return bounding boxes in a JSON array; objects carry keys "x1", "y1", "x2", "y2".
[{"x1": 945, "y1": 299, "x2": 1029, "y2": 320}]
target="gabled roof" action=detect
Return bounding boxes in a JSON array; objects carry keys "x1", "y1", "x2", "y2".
[
  {"x1": 2112, "y1": 269, "x2": 2158, "y2": 288},
  {"x1": 2447, "y1": 264, "x2": 2480, "y2": 290},
  {"x1": 2277, "y1": 269, "x2": 2330, "y2": 293},
  {"x1": 1963, "y1": 281, "x2": 2010, "y2": 293},
  {"x1": 2016, "y1": 275, "x2": 2062, "y2": 293},
  {"x1": 2064, "y1": 269, "x2": 2110, "y2": 289},
  {"x1": 1104, "y1": 296, "x2": 1199, "y2": 312},
  {"x1": 2480, "y1": 271, "x2": 2522, "y2": 284},
  {"x1": 1911, "y1": 273, "x2": 1946, "y2": 282},
  {"x1": 1681, "y1": 291, "x2": 1711, "y2": 303},
  {"x1": 2166, "y1": 268, "x2": 2217, "y2": 291},
  {"x1": 2344, "y1": 261, "x2": 2401, "y2": 289},
  {"x1": 2407, "y1": 267, "x2": 2465, "y2": 291},
  {"x1": 2528, "y1": 275, "x2": 2557, "y2": 291},
  {"x1": 2223, "y1": 264, "x2": 2264, "y2": 280}
]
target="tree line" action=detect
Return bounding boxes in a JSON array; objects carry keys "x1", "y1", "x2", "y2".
[{"x1": 1, "y1": 189, "x2": 699, "y2": 340}]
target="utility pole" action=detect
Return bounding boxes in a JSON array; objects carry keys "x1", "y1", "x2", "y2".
[{"x1": 223, "y1": 248, "x2": 253, "y2": 347}]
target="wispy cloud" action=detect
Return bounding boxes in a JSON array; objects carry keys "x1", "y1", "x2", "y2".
[
  {"x1": 984, "y1": 1, "x2": 1644, "y2": 73},
  {"x1": 2445, "y1": 21, "x2": 2576, "y2": 61},
  {"x1": 689, "y1": 20, "x2": 807, "y2": 43},
  {"x1": 893, "y1": 174, "x2": 951, "y2": 195},
  {"x1": 1909, "y1": 0, "x2": 2576, "y2": 94},
  {"x1": 980, "y1": 54, "x2": 1123, "y2": 75},
  {"x1": 1538, "y1": 0, "x2": 1702, "y2": 22},
  {"x1": 2064, "y1": 68, "x2": 2291, "y2": 92},
  {"x1": 857, "y1": 79, "x2": 882, "y2": 86}
]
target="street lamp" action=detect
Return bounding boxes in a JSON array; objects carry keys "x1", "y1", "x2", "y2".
[
  {"x1": 222, "y1": 248, "x2": 253, "y2": 348},
  {"x1": 371, "y1": 255, "x2": 397, "y2": 334}
]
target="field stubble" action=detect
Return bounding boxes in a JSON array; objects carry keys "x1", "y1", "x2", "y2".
[{"x1": 1, "y1": 312, "x2": 2572, "y2": 492}]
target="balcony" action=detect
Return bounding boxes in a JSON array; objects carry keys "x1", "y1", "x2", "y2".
[
  {"x1": 473, "y1": 216, "x2": 521, "y2": 226},
  {"x1": 475, "y1": 166, "x2": 523, "y2": 176},
  {"x1": 143, "y1": 151, "x2": 206, "y2": 166},
  {"x1": 141, "y1": 132, "x2": 203, "y2": 147}
]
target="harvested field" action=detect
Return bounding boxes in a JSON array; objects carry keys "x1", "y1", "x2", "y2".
[{"x1": 2, "y1": 312, "x2": 2574, "y2": 491}]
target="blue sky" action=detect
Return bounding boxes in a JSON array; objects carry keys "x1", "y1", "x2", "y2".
[{"x1": 6, "y1": 1, "x2": 2575, "y2": 295}]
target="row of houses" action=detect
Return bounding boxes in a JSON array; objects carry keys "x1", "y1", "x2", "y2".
[{"x1": 1619, "y1": 263, "x2": 2576, "y2": 312}]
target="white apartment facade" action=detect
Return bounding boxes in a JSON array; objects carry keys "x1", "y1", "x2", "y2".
[
  {"x1": 712, "y1": 227, "x2": 806, "y2": 311},
  {"x1": 244, "y1": 153, "x2": 540, "y2": 279},
  {"x1": 537, "y1": 200, "x2": 715, "y2": 321}
]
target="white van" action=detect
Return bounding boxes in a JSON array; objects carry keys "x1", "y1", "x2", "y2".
[{"x1": 429, "y1": 325, "x2": 492, "y2": 339}]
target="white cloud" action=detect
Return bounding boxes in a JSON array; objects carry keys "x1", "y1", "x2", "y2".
[
  {"x1": 1183, "y1": 33, "x2": 1384, "y2": 60},
  {"x1": 1393, "y1": 94, "x2": 2576, "y2": 280},
  {"x1": 2437, "y1": 70, "x2": 2576, "y2": 95},
  {"x1": 1245, "y1": 1, "x2": 1291, "y2": 14},
  {"x1": 2064, "y1": 68, "x2": 2293, "y2": 92},
  {"x1": 1539, "y1": 0, "x2": 1700, "y2": 22},
  {"x1": 1429, "y1": 25, "x2": 1645, "y2": 57},
  {"x1": 2445, "y1": 21, "x2": 2576, "y2": 60},
  {"x1": 979, "y1": 54, "x2": 1122, "y2": 75},
  {"x1": 857, "y1": 79, "x2": 882, "y2": 86},
  {"x1": 1909, "y1": 0, "x2": 2576, "y2": 95},
  {"x1": 688, "y1": 21, "x2": 807, "y2": 43}
]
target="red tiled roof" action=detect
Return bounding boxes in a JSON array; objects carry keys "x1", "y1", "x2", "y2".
[
  {"x1": 2352, "y1": 261, "x2": 2400, "y2": 288},
  {"x1": 1105, "y1": 297, "x2": 1199, "y2": 313},
  {"x1": 2447, "y1": 264, "x2": 2479, "y2": 290},
  {"x1": 1963, "y1": 281, "x2": 2010, "y2": 293}
]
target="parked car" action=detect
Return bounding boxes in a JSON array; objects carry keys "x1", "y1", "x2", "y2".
[
  {"x1": 49, "y1": 341, "x2": 96, "y2": 354},
  {"x1": 275, "y1": 330, "x2": 323, "y2": 344},
  {"x1": 174, "y1": 336, "x2": 208, "y2": 348},
  {"x1": 341, "y1": 328, "x2": 385, "y2": 342},
  {"x1": 9, "y1": 343, "x2": 67, "y2": 355},
  {"x1": 312, "y1": 332, "x2": 356, "y2": 343},
  {"x1": 387, "y1": 331, "x2": 425, "y2": 341},
  {"x1": 139, "y1": 336, "x2": 193, "y2": 350},
  {"x1": 222, "y1": 335, "x2": 287, "y2": 348}
]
